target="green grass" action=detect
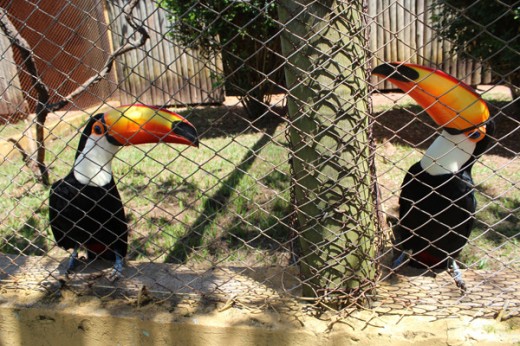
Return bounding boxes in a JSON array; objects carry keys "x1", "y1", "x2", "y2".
[
  {"x1": 0, "y1": 121, "x2": 292, "y2": 267},
  {"x1": 0, "y1": 119, "x2": 32, "y2": 139},
  {"x1": 0, "y1": 96, "x2": 518, "y2": 272}
]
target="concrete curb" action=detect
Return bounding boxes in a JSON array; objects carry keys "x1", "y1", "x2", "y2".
[{"x1": 0, "y1": 292, "x2": 518, "y2": 346}]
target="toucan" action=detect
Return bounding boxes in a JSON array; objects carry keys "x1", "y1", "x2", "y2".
[
  {"x1": 372, "y1": 62, "x2": 494, "y2": 291},
  {"x1": 49, "y1": 105, "x2": 198, "y2": 279}
]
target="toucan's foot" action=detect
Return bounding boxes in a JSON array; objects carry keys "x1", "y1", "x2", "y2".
[
  {"x1": 449, "y1": 259, "x2": 467, "y2": 293},
  {"x1": 391, "y1": 250, "x2": 411, "y2": 271},
  {"x1": 66, "y1": 247, "x2": 79, "y2": 274},
  {"x1": 108, "y1": 252, "x2": 124, "y2": 282}
]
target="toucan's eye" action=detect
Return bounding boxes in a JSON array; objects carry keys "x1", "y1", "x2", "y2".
[
  {"x1": 92, "y1": 121, "x2": 105, "y2": 136},
  {"x1": 468, "y1": 131, "x2": 481, "y2": 139}
]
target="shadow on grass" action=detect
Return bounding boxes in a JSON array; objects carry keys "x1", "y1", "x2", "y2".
[
  {"x1": 177, "y1": 104, "x2": 286, "y2": 140},
  {"x1": 127, "y1": 215, "x2": 179, "y2": 261},
  {"x1": 220, "y1": 196, "x2": 293, "y2": 252},
  {"x1": 164, "y1": 121, "x2": 280, "y2": 264},
  {"x1": 474, "y1": 185, "x2": 520, "y2": 245},
  {"x1": 1, "y1": 216, "x2": 48, "y2": 256}
]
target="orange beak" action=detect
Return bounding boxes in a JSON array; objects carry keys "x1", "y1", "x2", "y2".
[
  {"x1": 102, "y1": 104, "x2": 199, "y2": 147},
  {"x1": 373, "y1": 62, "x2": 490, "y2": 141}
]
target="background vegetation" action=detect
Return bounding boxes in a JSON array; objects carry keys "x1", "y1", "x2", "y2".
[
  {"x1": 433, "y1": 0, "x2": 520, "y2": 100},
  {"x1": 160, "y1": 0, "x2": 284, "y2": 118}
]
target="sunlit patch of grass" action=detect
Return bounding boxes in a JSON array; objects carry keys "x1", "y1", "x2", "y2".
[
  {"x1": 0, "y1": 151, "x2": 52, "y2": 256},
  {"x1": 0, "y1": 122, "x2": 292, "y2": 267},
  {"x1": 459, "y1": 157, "x2": 520, "y2": 270},
  {"x1": 0, "y1": 94, "x2": 517, "y2": 272},
  {"x1": 0, "y1": 120, "x2": 34, "y2": 140},
  {"x1": 114, "y1": 127, "x2": 292, "y2": 265}
]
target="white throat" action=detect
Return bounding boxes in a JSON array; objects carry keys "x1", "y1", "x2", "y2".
[
  {"x1": 74, "y1": 136, "x2": 119, "y2": 187},
  {"x1": 420, "y1": 130, "x2": 476, "y2": 176}
]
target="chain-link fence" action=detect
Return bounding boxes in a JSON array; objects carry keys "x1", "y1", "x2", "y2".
[{"x1": 0, "y1": 0, "x2": 519, "y2": 320}]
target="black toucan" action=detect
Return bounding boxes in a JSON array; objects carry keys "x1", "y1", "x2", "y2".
[
  {"x1": 373, "y1": 62, "x2": 494, "y2": 291},
  {"x1": 49, "y1": 105, "x2": 199, "y2": 279}
]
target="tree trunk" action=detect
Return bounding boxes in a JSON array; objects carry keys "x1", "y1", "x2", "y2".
[{"x1": 278, "y1": 0, "x2": 378, "y2": 308}]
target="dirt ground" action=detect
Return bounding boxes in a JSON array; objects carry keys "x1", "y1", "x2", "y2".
[{"x1": 1, "y1": 252, "x2": 520, "y2": 345}]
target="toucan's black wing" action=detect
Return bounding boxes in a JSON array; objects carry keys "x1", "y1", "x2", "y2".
[
  {"x1": 49, "y1": 174, "x2": 78, "y2": 251},
  {"x1": 394, "y1": 163, "x2": 422, "y2": 254},
  {"x1": 49, "y1": 172, "x2": 128, "y2": 260},
  {"x1": 395, "y1": 163, "x2": 476, "y2": 268}
]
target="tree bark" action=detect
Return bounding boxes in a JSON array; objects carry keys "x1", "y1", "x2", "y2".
[{"x1": 278, "y1": 0, "x2": 378, "y2": 309}]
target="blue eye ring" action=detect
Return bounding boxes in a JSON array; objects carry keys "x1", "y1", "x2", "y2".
[
  {"x1": 468, "y1": 131, "x2": 481, "y2": 139},
  {"x1": 92, "y1": 121, "x2": 105, "y2": 135}
]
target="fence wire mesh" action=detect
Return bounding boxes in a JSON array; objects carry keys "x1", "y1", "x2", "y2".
[{"x1": 0, "y1": 0, "x2": 519, "y2": 321}]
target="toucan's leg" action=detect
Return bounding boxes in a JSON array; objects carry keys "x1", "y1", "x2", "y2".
[
  {"x1": 66, "y1": 245, "x2": 79, "y2": 273},
  {"x1": 108, "y1": 250, "x2": 124, "y2": 281},
  {"x1": 449, "y1": 259, "x2": 466, "y2": 292},
  {"x1": 391, "y1": 249, "x2": 411, "y2": 271}
]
